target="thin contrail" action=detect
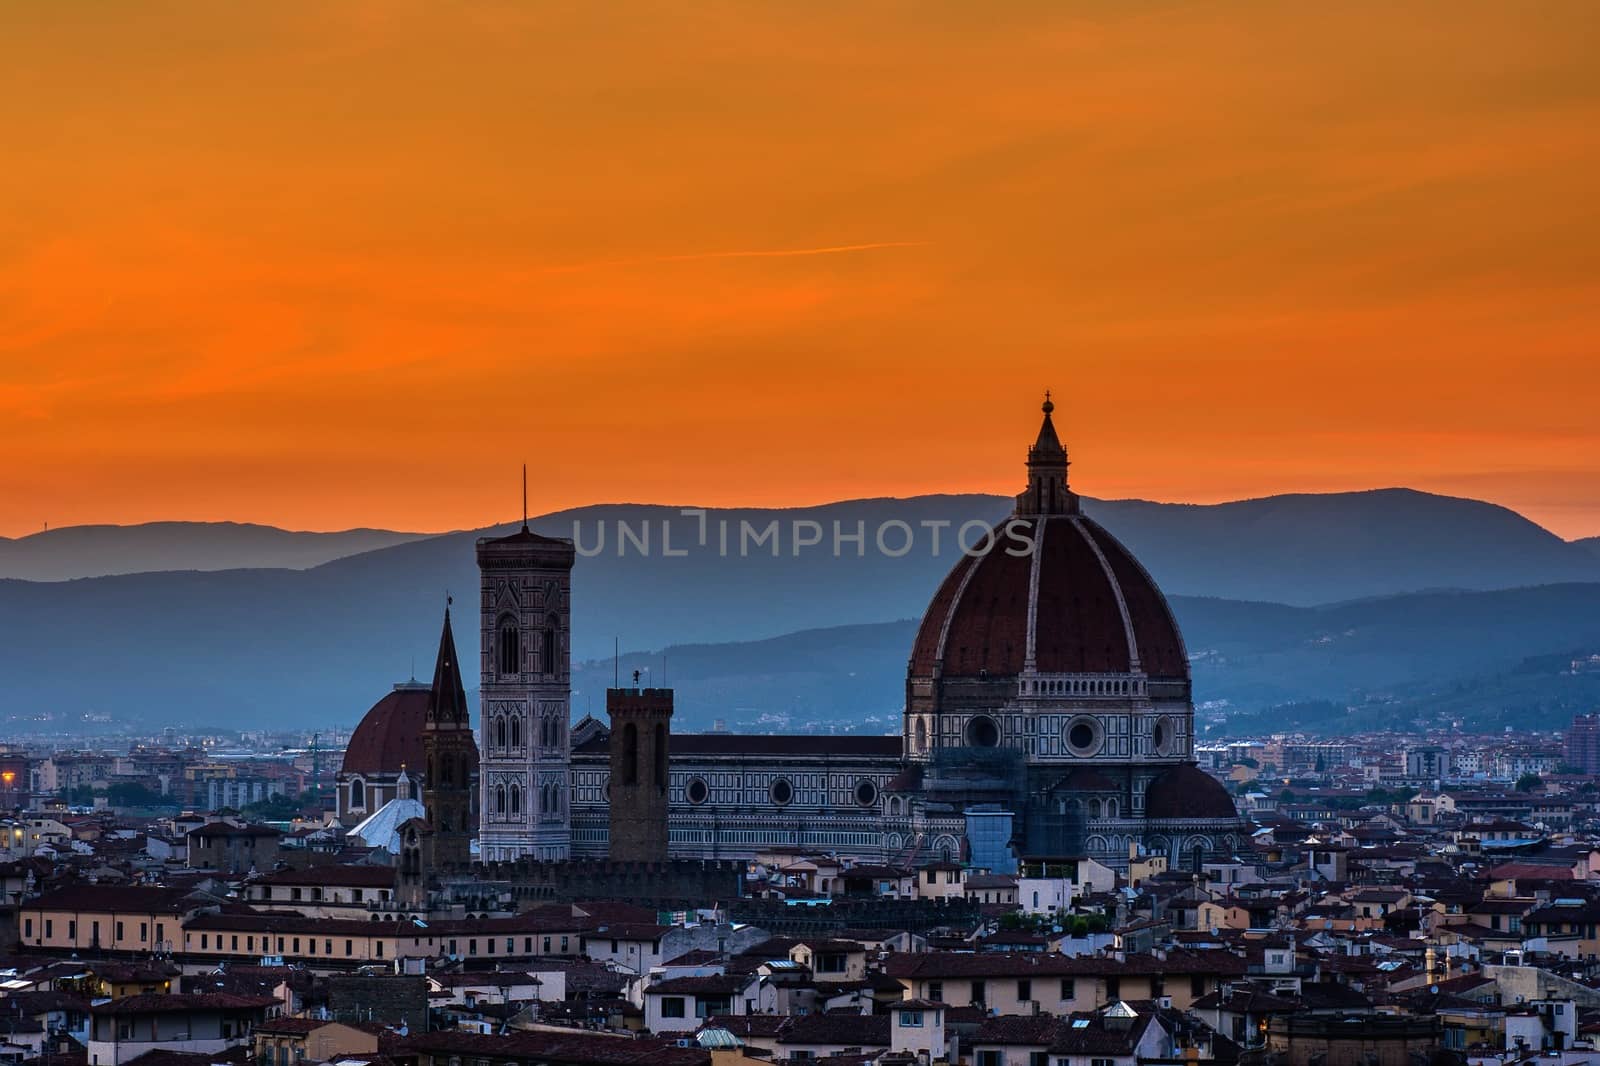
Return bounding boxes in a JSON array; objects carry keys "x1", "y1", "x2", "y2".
[
  {"x1": 657, "y1": 241, "x2": 929, "y2": 261},
  {"x1": 541, "y1": 241, "x2": 928, "y2": 274}
]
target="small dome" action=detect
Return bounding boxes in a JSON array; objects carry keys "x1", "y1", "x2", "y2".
[
  {"x1": 1144, "y1": 765, "x2": 1238, "y2": 820},
  {"x1": 341, "y1": 682, "x2": 432, "y2": 776}
]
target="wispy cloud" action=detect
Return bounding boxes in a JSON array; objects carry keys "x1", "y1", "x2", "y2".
[{"x1": 540, "y1": 241, "x2": 930, "y2": 275}]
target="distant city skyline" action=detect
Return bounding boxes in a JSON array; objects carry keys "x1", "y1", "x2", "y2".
[{"x1": 4, "y1": 3, "x2": 1598, "y2": 539}]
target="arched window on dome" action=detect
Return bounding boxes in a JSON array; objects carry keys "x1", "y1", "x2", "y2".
[
  {"x1": 623, "y1": 723, "x2": 639, "y2": 786},
  {"x1": 349, "y1": 778, "x2": 365, "y2": 810},
  {"x1": 509, "y1": 716, "x2": 521, "y2": 749},
  {"x1": 495, "y1": 785, "x2": 506, "y2": 816},
  {"x1": 542, "y1": 615, "x2": 558, "y2": 676},
  {"x1": 497, "y1": 617, "x2": 520, "y2": 676},
  {"x1": 914, "y1": 719, "x2": 927, "y2": 754}
]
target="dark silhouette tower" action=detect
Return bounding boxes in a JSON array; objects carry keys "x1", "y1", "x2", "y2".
[
  {"x1": 422, "y1": 605, "x2": 477, "y2": 872},
  {"x1": 607, "y1": 681, "x2": 672, "y2": 862}
]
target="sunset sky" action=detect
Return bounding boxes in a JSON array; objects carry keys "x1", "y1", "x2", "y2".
[{"x1": 3, "y1": 2, "x2": 1598, "y2": 539}]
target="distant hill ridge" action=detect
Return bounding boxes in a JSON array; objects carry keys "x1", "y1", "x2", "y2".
[
  {"x1": 1, "y1": 487, "x2": 1597, "y2": 730},
  {"x1": 0, "y1": 521, "x2": 432, "y2": 581}
]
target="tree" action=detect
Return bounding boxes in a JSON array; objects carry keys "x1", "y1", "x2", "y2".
[{"x1": 1515, "y1": 772, "x2": 1543, "y2": 793}]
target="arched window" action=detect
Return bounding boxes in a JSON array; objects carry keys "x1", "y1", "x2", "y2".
[
  {"x1": 495, "y1": 785, "x2": 506, "y2": 815},
  {"x1": 495, "y1": 716, "x2": 507, "y2": 750},
  {"x1": 1107, "y1": 799, "x2": 1119, "y2": 818},
  {"x1": 349, "y1": 778, "x2": 365, "y2": 810},
  {"x1": 623, "y1": 723, "x2": 639, "y2": 785},
  {"x1": 542, "y1": 615, "x2": 558, "y2": 675},
  {"x1": 1089, "y1": 799, "x2": 1102, "y2": 819},
  {"x1": 509, "y1": 716, "x2": 521, "y2": 749},
  {"x1": 509, "y1": 784, "x2": 521, "y2": 815},
  {"x1": 915, "y1": 719, "x2": 928, "y2": 753},
  {"x1": 654, "y1": 723, "x2": 667, "y2": 790},
  {"x1": 440, "y1": 757, "x2": 453, "y2": 785},
  {"x1": 498, "y1": 619, "x2": 520, "y2": 676}
]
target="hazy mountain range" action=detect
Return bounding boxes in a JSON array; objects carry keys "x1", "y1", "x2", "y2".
[
  {"x1": 1, "y1": 488, "x2": 1597, "y2": 734},
  {"x1": 0, "y1": 522, "x2": 430, "y2": 581}
]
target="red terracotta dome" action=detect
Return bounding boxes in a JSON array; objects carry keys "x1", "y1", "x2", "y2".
[
  {"x1": 909, "y1": 400, "x2": 1187, "y2": 683},
  {"x1": 340, "y1": 682, "x2": 432, "y2": 776},
  {"x1": 1144, "y1": 764, "x2": 1239, "y2": 820}
]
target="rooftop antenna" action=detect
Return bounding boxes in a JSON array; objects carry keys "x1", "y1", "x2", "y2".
[{"x1": 521, "y1": 463, "x2": 529, "y2": 532}]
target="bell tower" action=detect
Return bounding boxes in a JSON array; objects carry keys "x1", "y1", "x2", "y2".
[
  {"x1": 421, "y1": 605, "x2": 476, "y2": 872},
  {"x1": 476, "y1": 518, "x2": 576, "y2": 862}
]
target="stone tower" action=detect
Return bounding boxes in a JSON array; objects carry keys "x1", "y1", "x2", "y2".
[
  {"x1": 607, "y1": 682, "x2": 673, "y2": 862},
  {"x1": 421, "y1": 606, "x2": 477, "y2": 871},
  {"x1": 476, "y1": 522, "x2": 576, "y2": 862}
]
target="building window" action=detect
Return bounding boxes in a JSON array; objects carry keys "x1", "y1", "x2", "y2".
[
  {"x1": 927, "y1": 981, "x2": 943, "y2": 1002},
  {"x1": 510, "y1": 716, "x2": 521, "y2": 748},
  {"x1": 623, "y1": 724, "x2": 639, "y2": 785},
  {"x1": 509, "y1": 785, "x2": 522, "y2": 815},
  {"x1": 1018, "y1": 978, "x2": 1031, "y2": 1002},
  {"x1": 498, "y1": 620, "x2": 520, "y2": 676},
  {"x1": 971, "y1": 980, "x2": 986, "y2": 1006},
  {"x1": 1060, "y1": 978, "x2": 1074, "y2": 1001},
  {"x1": 654, "y1": 723, "x2": 667, "y2": 790},
  {"x1": 965, "y1": 715, "x2": 1000, "y2": 748},
  {"x1": 661, "y1": 997, "x2": 686, "y2": 1018},
  {"x1": 542, "y1": 616, "x2": 558, "y2": 675},
  {"x1": 900, "y1": 1011, "x2": 924, "y2": 1027}
]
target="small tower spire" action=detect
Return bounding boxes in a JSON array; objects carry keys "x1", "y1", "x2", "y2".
[
  {"x1": 1015, "y1": 391, "x2": 1078, "y2": 516},
  {"x1": 521, "y1": 463, "x2": 529, "y2": 532}
]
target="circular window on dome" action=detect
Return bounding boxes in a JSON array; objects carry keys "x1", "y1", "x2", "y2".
[
  {"x1": 1151, "y1": 716, "x2": 1174, "y2": 757},
  {"x1": 854, "y1": 779, "x2": 879, "y2": 807},
  {"x1": 965, "y1": 715, "x2": 1001, "y2": 748},
  {"x1": 685, "y1": 777, "x2": 709, "y2": 805},
  {"x1": 770, "y1": 778, "x2": 794, "y2": 806},
  {"x1": 1064, "y1": 715, "x2": 1104, "y2": 757}
]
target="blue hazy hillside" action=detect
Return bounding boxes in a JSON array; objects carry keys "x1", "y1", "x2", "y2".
[
  {"x1": 0, "y1": 488, "x2": 1596, "y2": 731},
  {"x1": 0, "y1": 522, "x2": 431, "y2": 581}
]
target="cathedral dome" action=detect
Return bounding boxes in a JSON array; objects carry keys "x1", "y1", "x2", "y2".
[
  {"x1": 909, "y1": 400, "x2": 1187, "y2": 684},
  {"x1": 340, "y1": 682, "x2": 431, "y2": 776},
  {"x1": 1144, "y1": 764, "x2": 1238, "y2": 820}
]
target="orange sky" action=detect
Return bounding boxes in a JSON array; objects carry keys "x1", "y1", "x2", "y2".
[{"x1": 3, "y1": 1, "x2": 1598, "y2": 540}]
